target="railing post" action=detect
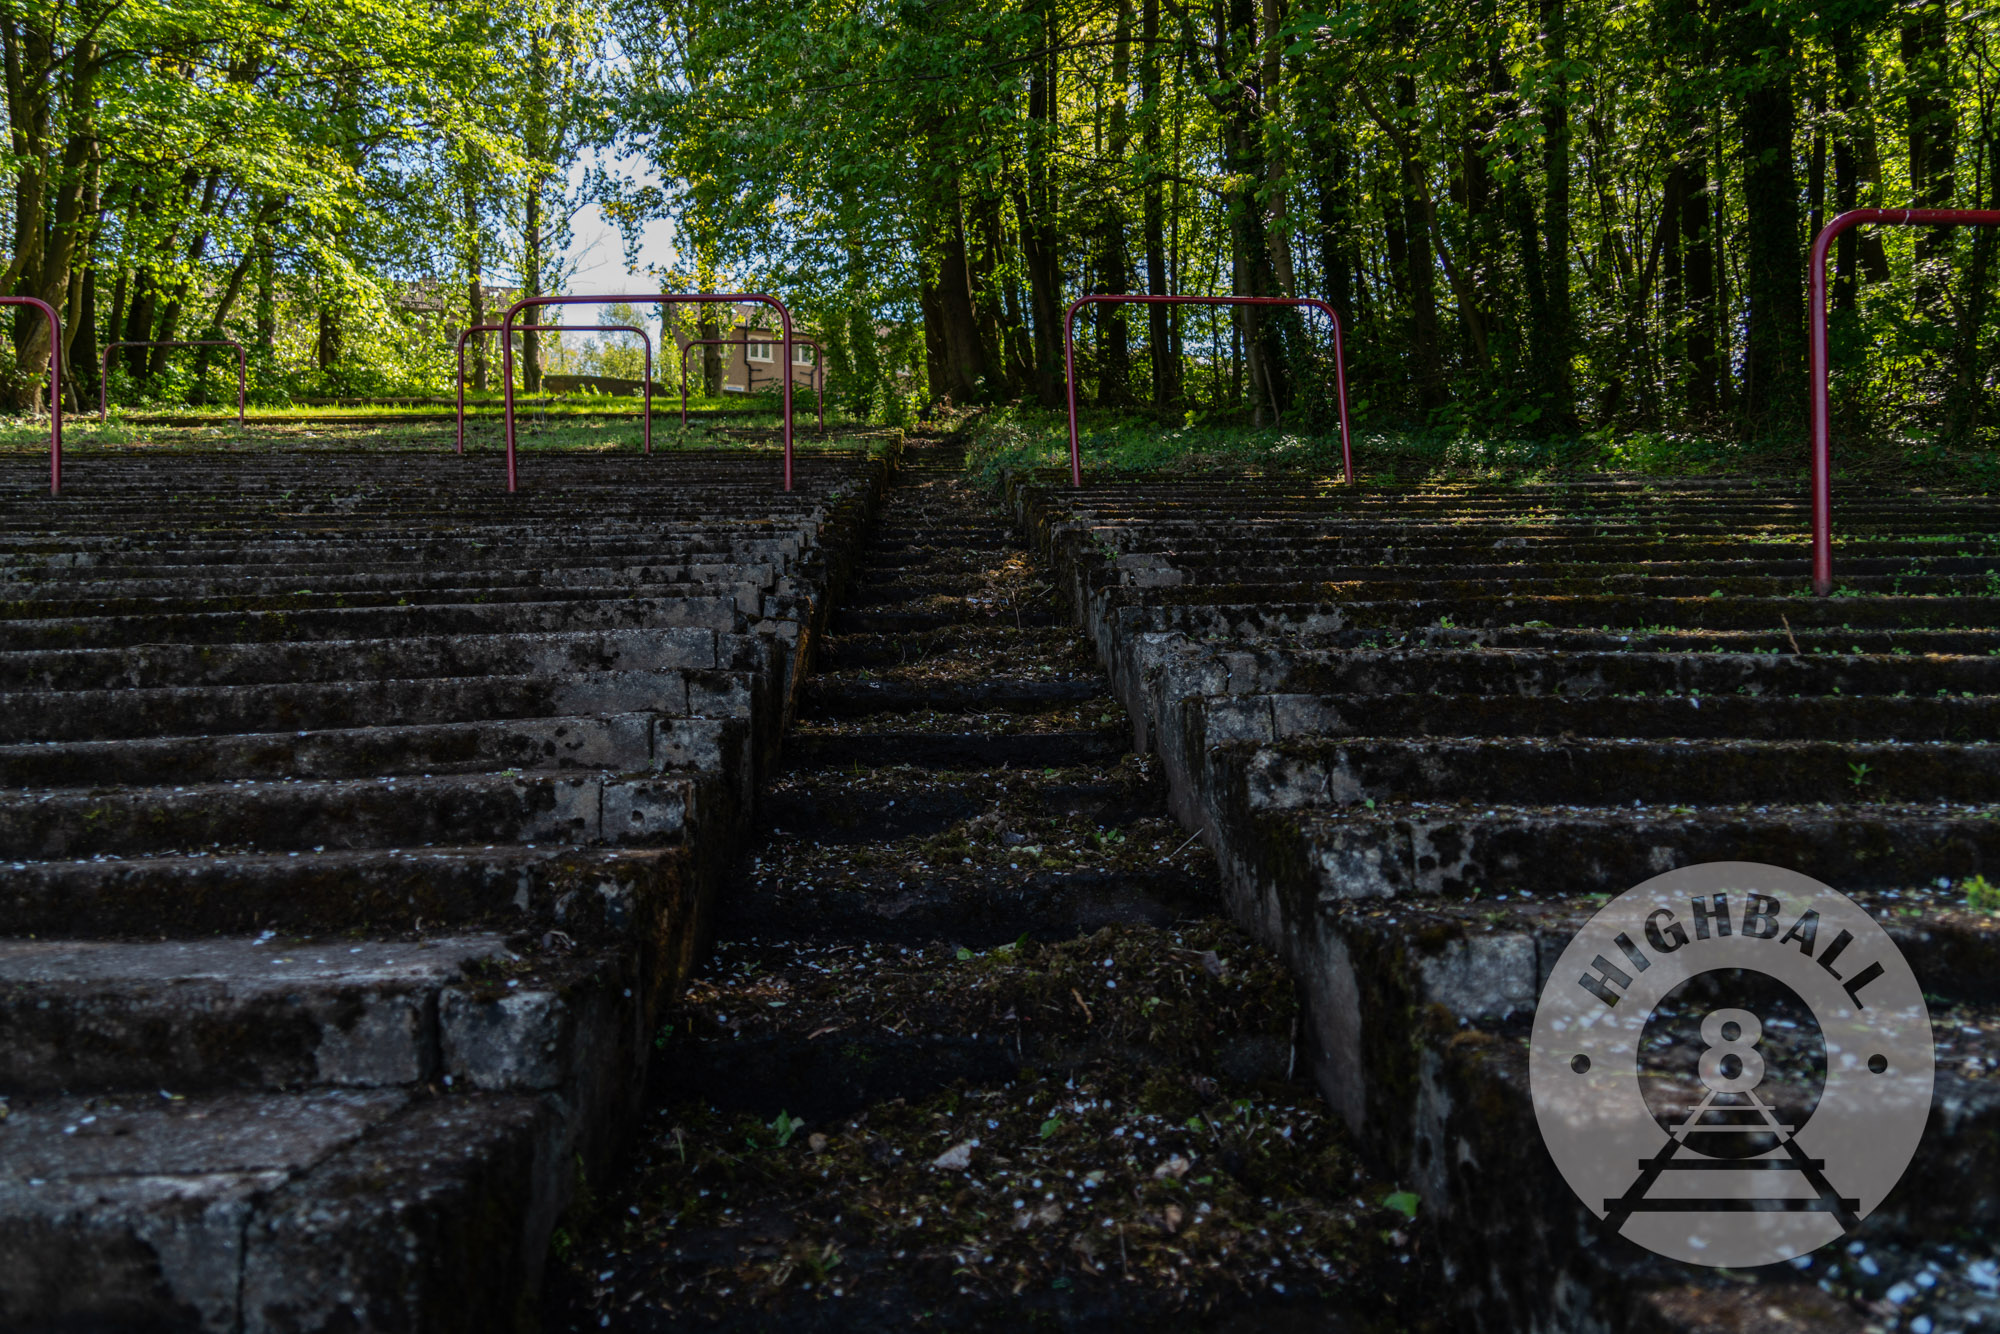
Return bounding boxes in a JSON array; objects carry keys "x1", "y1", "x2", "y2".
[
  {"x1": 1808, "y1": 208, "x2": 2000, "y2": 594},
  {"x1": 3, "y1": 297, "x2": 65, "y2": 493},
  {"x1": 499, "y1": 294, "x2": 798, "y2": 490}
]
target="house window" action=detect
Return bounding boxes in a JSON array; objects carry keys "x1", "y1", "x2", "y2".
[
  {"x1": 745, "y1": 339, "x2": 774, "y2": 363},
  {"x1": 793, "y1": 345, "x2": 816, "y2": 366}
]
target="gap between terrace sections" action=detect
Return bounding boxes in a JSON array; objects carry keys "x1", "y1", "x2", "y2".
[{"x1": 542, "y1": 435, "x2": 1436, "y2": 1332}]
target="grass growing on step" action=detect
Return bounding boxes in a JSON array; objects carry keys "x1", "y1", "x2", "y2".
[
  {"x1": 0, "y1": 418, "x2": 142, "y2": 449},
  {"x1": 0, "y1": 412, "x2": 896, "y2": 458},
  {"x1": 965, "y1": 404, "x2": 2000, "y2": 491}
]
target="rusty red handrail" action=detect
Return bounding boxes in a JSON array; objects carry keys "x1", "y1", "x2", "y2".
[
  {"x1": 502, "y1": 294, "x2": 794, "y2": 492},
  {"x1": 99, "y1": 339, "x2": 246, "y2": 428},
  {"x1": 456, "y1": 323, "x2": 653, "y2": 456},
  {"x1": 1063, "y1": 294, "x2": 1354, "y2": 486},
  {"x1": 3, "y1": 296, "x2": 64, "y2": 493},
  {"x1": 678, "y1": 336, "x2": 824, "y2": 431},
  {"x1": 1810, "y1": 208, "x2": 2000, "y2": 594}
]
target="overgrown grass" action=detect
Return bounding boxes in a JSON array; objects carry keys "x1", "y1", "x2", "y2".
[
  {"x1": 965, "y1": 404, "x2": 2000, "y2": 491},
  {"x1": 0, "y1": 418, "x2": 143, "y2": 450},
  {"x1": 0, "y1": 400, "x2": 887, "y2": 459}
]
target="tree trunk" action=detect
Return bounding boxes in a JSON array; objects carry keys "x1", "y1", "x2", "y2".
[
  {"x1": 1395, "y1": 61, "x2": 1443, "y2": 409},
  {"x1": 1737, "y1": 5, "x2": 1804, "y2": 427},
  {"x1": 1903, "y1": 0, "x2": 1954, "y2": 314},
  {"x1": 152, "y1": 170, "x2": 224, "y2": 378},
  {"x1": 1944, "y1": 131, "x2": 2000, "y2": 445},
  {"x1": 3, "y1": 21, "x2": 99, "y2": 411},
  {"x1": 1681, "y1": 149, "x2": 1720, "y2": 419},
  {"x1": 317, "y1": 307, "x2": 341, "y2": 373},
  {"x1": 1096, "y1": 0, "x2": 1135, "y2": 406},
  {"x1": 1538, "y1": 0, "x2": 1576, "y2": 429},
  {"x1": 1832, "y1": 25, "x2": 1862, "y2": 312},
  {"x1": 1140, "y1": 0, "x2": 1177, "y2": 406},
  {"x1": 922, "y1": 174, "x2": 992, "y2": 402},
  {"x1": 255, "y1": 226, "x2": 276, "y2": 356},
  {"x1": 523, "y1": 182, "x2": 543, "y2": 394},
  {"x1": 1018, "y1": 2, "x2": 1066, "y2": 407},
  {"x1": 464, "y1": 175, "x2": 487, "y2": 390}
]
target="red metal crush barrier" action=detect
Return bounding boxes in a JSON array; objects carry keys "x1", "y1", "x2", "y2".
[
  {"x1": 456, "y1": 323, "x2": 653, "y2": 456},
  {"x1": 677, "y1": 335, "x2": 825, "y2": 431},
  {"x1": 1063, "y1": 294, "x2": 1355, "y2": 487},
  {"x1": 501, "y1": 294, "x2": 796, "y2": 492},
  {"x1": 2, "y1": 296, "x2": 64, "y2": 494},
  {"x1": 99, "y1": 339, "x2": 246, "y2": 427},
  {"x1": 1810, "y1": 208, "x2": 2000, "y2": 595}
]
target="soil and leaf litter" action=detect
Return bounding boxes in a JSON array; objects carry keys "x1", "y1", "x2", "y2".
[{"x1": 543, "y1": 436, "x2": 1434, "y2": 1330}]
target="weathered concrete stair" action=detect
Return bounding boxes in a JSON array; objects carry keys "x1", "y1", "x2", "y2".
[
  {"x1": 0, "y1": 447, "x2": 887, "y2": 1332},
  {"x1": 1012, "y1": 468, "x2": 2000, "y2": 1334}
]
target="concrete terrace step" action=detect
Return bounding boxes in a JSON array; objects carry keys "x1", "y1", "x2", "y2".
[
  {"x1": 1183, "y1": 687, "x2": 2000, "y2": 744},
  {"x1": 1008, "y1": 467, "x2": 2000, "y2": 1332},
  {"x1": 0, "y1": 766, "x2": 702, "y2": 860},
  {"x1": 2, "y1": 592, "x2": 756, "y2": 649},
  {"x1": 0, "y1": 577, "x2": 780, "y2": 621},
  {"x1": 799, "y1": 676, "x2": 1106, "y2": 717},
  {"x1": 0, "y1": 934, "x2": 516, "y2": 1093},
  {"x1": 1183, "y1": 643, "x2": 2000, "y2": 698},
  {"x1": 0, "y1": 713, "x2": 747, "y2": 787},
  {"x1": 0, "y1": 560, "x2": 787, "y2": 601},
  {"x1": 0, "y1": 1088, "x2": 561, "y2": 1334},
  {"x1": 786, "y1": 725, "x2": 1128, "y2": 770},
  {"x1": 1253, "y1": 801, "x2": 2000, "y2": 902},
  {"x1": 0, "y1": 626, "x2": 754, "y2": 692},
  {"x1": 0, "y1": 668, "x2": 753, "y2": 742},
  {"x1": 0, "y1": 446, "x2": 895, "y2": 1329},
  {"x1": 1, "y1": 842, "x2": 694, "y2": 938},
  {"x1": 1223, "y1": 728, "x2": 2000, "y2": 810}
]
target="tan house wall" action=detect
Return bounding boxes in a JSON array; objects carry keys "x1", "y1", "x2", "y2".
[{"x1": 670, "y1": 304, "x2": 823, "y2": 395}]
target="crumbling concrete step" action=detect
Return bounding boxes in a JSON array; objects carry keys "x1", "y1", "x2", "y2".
[
  {"x1": 1094, "y1": 584, "x2": 2000, "y2": 633},
  {"x1": 1184, "y1": 688, "x2": 2000, "y2": 744},
  {"x1": 0, "y1": 626, "x2": 746, "y2": 692},
  {"x1": 787, "y1": 725, "x2": 1127, "y2": 770},
  {"x1": 0, "y1": 532, "x2": 807, "y2": 572},
  {"x1": 1292, "y1": 896, "x2": 2000, "y2": 1330},
  {"x1": 0, "y1": 935, "x2": 518, "y2": 1092},
  {"x1": 1252, "y1": 800, "x2": 2000, "y2": 903},
  {"x1": 0, "y1": 575, "x2": 773, "y2": 620},
  {"x1": 0, "y1": 560, "x2": 783, "y2": 601},
  {"x1": 3, "y1": 592, "x2": 750, "y2": 650},
  {"x1": 1105, "y1": 558, "x2": 2000, "y2": 592},
  {"x1": 1076, "y1": 531, "x2": 1997, "y2": 563},
  {"x1": 812, "y1": 625, "x2": 1074, "y2": 668},
  {"x1": 799, "y1": 676, "x2": 1106, "y2": 717},
  {"x1": 1226, "y1": 735, "x2": 2000, "y2": 809},
  {"x1": 0, "y1": 523, "x2": 810, "y2": 557},
  {"x1": 830, "y1": 606, "x2": 1065, "y2": 633},
  {"x1": 0, "y1": 1088, "x2": 562, "y2": 1334},
  {"x1": 725, "y1": 865, "x2": 1217, "y2": 947},
  {"x1": 1089, "y1": 599, "x2": 2000, "y2": 659},
  {"x1": 0, "y1": 843, "x2": 693, "y2": 939},
  {"x1": 0, "y1": 713, "x2": 747, "y2": 787},
  {"x1": 0, "y1": 668, "x2": 750, "y2": 742},
  {"x1": 1189, "y1": 644, "x2": 2000, "y2": 699},
  {"x1": 0, "y1": 769, "x2": 699, "y2": 858}
]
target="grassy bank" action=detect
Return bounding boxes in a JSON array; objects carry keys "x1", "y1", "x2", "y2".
[{"x1": 965, "y1": 405, "x2": 2000, "y2": 492}]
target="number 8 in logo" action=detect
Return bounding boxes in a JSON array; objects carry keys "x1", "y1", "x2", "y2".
[{"x1": 1697, "y1": 1007, "x2": 1766, "y2": 1094}]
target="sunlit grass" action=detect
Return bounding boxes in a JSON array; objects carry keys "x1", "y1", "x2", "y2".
[{"x1": 966, "y1": 404, "x2": 2000, "y2": 492}]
